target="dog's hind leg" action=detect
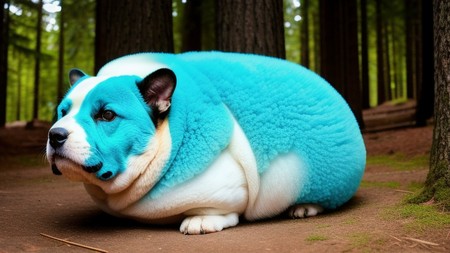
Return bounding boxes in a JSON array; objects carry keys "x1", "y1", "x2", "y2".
[{"x1": 288, "y1": 204, "x2": 324, "y2": 218}]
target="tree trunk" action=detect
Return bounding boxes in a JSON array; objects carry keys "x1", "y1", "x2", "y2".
[
  {"x1": 181, "y1": 0, "x2": 202, "y2": 52},
  {"x1": 95, "y1": 0, "x2": 174, "y2": 73},
  {"x1": 216, "y1": 0, "x2": 286, "y2": 59},
  {"x1": 416, "y1": 0, "x2": 434, "y2": 126},
  {"x1": 405, "y1": 0, "x2": 419, "y2": 100},
  {"x1": 0, "y1": 0, "x2": 9, "y2": 127},
  {"x1": 319, "y1": 0, "x2": 364, "y2": 128},
  {"x1": 376, "y1": 0, "x2": 387, "y2": 105},
  {"x1": 383, "y1": 20, "x2": 392, "y2": 101},
  {"x1": 300, "y1": 0, "x2": 310, "y2": 67},
  {"x1": 312, "y1": 3, "x2": 320, "y2": 73},
  {"x1": 16, "y1": 53, "x2": 22, "y2": 121},
  {"x1": 410, "y1": 0, "x2": 450, "y2": 209},
  {"x1": 360, "y1": 0, "x2": 370, "y2": 109},
  {"x1": 57, "y1": 1, "x2": 65, "y2": 103},
  {"x1": 32, "y1": 0, "x2": 43, "y2": 122}
]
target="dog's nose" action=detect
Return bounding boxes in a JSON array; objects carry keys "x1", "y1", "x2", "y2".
[{"x1": 49, "y1": 127, "x2": 69, "y2": 149}]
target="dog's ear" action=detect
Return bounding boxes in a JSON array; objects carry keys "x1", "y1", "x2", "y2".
[
  {"x1": 138, "y1": 68, "x2": 177, "y2": 117},
  {"x1": 69, "y1": 69, "x2": 87, "y2": 86}
]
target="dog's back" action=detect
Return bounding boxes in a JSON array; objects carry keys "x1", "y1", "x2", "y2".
[{"x1": 178, "y1": 52, "x2": 366, "y2": 210}]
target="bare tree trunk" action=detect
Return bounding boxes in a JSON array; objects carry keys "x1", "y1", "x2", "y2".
[
  {"x1": 300, "y1": 0, "x2": 310, "y2": 67},
  {"x1": 319, "y1": 0, "x2": 364, "y2": 128},
  {"x1": 0, "y1": 0, "x2": 9, "y2": 127},
  {"x1": 32, "y1": 0, "x2": 43, "y2": 122},
  {"x1": 95, "y1": 0, "x2": 174, "y2": 73},
  {"x1": 216, "y1": 0, "x2": 286, "y2": 59},
  {"x1": 376, "y1": 0, "x2": 387, "y2": 105},
  {"x1": 410, "y1": 0, "x2": 450, "y2": 209},
  {"x1": 57, "y1": 1, "x2": 65, "y2": 103},
  {"x1": 181, "y1": 0, "x2": 202, "y2": 52},
  {"x1": 405, "y1": 0, "x2": 419, "y2": 100},
  {"x1": 16, "y1": 53, "x2": 22, "y2": 121},
  {"x1": 360, "y1": 0, "x2": 370, "y2": 109},
  {"x1": 383, "y1": 20, "x2": 392, "y2": 101},
  {"x1": 416, "y1": 0, "x2": 434, "y2": 126}
]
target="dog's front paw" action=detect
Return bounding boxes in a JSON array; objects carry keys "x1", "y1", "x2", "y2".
[
  {"x1": 180, "y1": 213, "x2": 239, "y2": 235},
  {"x1": 288, "y1": 204, "x2": 324, "y2": 218}
]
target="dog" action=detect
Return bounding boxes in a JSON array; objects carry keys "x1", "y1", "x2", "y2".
[{"x1": 47, "y1": 52, "x2": 366, "y2": 234}]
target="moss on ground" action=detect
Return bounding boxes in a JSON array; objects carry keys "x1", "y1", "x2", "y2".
[
  {"x1": 366, "y1": 154, "x2": 428, "y2": 171},
  {"x1": 360, "y1": 181, "x2": 401, "y2": 189},
  {"x1": 305, "y1": 234, "x2": 328, "y2": 242},
  {"x1": 383, "y1": 202, "x2": 450, "y2": 233}
]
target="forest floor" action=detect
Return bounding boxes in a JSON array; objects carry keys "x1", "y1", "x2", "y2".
[{"x1": 1, "y1": 121, "x2": 449, "y2": 253}]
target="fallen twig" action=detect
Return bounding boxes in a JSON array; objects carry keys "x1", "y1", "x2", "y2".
[
  {"x1": 402, "y1": 237, "x2": 439, "y2": 247},
  {"x1": 40, "y1": 233, "x2": 108, "y2": 253},
  {"x1": 388, "y1": 234, "x2": 402, "y2": 242}
]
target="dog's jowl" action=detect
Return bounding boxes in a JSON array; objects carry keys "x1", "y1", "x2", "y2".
[{"x1": 47, "y1": 52, "x2": 366, "y2": 235}]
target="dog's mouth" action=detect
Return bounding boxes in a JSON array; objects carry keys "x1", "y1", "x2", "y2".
[{"x1": 50, "y1": 154, "x2": 108, "y2": 180}]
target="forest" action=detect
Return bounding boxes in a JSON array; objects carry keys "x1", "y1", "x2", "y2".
[{"x1": 0, "y1": 0, "x2": 434, "y2": 129}]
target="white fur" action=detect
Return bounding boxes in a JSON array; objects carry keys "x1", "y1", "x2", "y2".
[
  {"x1": 97, "y1": 54, "x2": 168, "y2": 78},
  {"x1": 119, "y1": 150, "x2": 247, "y2": 223},
  {"x1": 180, "y1": 213, "x2": 239, "y2": 234},
  {"x1": 226, "y1": 118, "x2": 308, "y2": 220},
  {"x1": 244, "y1": 153, "x2": 306, "y2": 220}
]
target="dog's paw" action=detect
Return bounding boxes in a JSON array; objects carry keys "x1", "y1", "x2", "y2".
[
  {"x1": 288, "y1": 204, "x2": 324, "y2": 218},
  {"x1": 180, "y1": 213, "x2": 239, "y2": 235}
]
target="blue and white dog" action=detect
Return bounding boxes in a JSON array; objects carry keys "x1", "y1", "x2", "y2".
[{"x1": 47, "y1": 52, "x2": 366, "y2": 235}]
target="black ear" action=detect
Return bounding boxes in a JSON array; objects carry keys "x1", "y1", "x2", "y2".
[
  {"x1": 69, "y1": 68, "x2": 87, "y2": 86},
  {"x1": 138, "y1": 68, "x2": 177, "y2": 117}
]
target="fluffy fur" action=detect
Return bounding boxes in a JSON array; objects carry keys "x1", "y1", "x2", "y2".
[{"x1": 47, "y1": 51, "x2": 366, "y2": 234}]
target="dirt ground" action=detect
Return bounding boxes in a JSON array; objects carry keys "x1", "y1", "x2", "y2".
[{"x1": 0, "y1": 123, "x2": 449, "y2": 253}]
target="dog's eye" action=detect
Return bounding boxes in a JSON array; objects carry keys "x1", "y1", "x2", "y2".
[{"x1": 97, "y1": 110, "x2": 116, "y2": 122}]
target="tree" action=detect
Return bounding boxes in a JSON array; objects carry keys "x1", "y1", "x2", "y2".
[
  {"x1": 410, "y1": 0, "x2": 450, "y2": 209},
  {"x1": 405, "y1": 0, "x2": 421, "y2": 100},
  {"x1": 181, "y1": 0, "x2": 202, "y2": 52},
  {"x1": 415, "y1": 0, "x2": 434, "y2": 126},
  {"x1": 360, "y1": 0, "x2": 370, "y2": 109},
  {"x1": 31, "y1": 0, "x2": 43, "y2": 123},
  {"x1": 216, "y1": 0, "x2": 286, "y2": 59},
  {"x1": 376, "y1": 0, "x2": 387, "y2": 105},
  {"x1": 95, "y1": 0, "x2": 174, "y2": 72},
  {"x1": 57, "y1": 0, "x2": 64, "y2": 103},
  {"x1": 319, "y1": 0, "x2": 364, "y2": 128},
  {"x1": 0, "y1": 0, "x2": 9, "y2": 127},
  {"x1": 300, "y1": 0, "x2": 309, "y2": 68}
]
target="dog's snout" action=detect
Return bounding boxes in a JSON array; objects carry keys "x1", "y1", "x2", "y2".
[{"x1": 49, "y1": 127, "x2": 69, "y2": 149}]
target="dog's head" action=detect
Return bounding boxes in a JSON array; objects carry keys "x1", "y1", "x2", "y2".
[{"x1": 46, "y1": 68, "x2": 176, "y2": 190}]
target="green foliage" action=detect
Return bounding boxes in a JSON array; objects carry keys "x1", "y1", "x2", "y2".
[{"x1": 6, "y1": 0, "x2": 95, "y2": 123}]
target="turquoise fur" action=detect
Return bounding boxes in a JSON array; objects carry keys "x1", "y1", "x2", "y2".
[
  {"x1": 72, "y1": 51, "x2": 365, "y2": 210},
  {"x1": 141, "y1": 52, "x2": 366, "y2": 209}
]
